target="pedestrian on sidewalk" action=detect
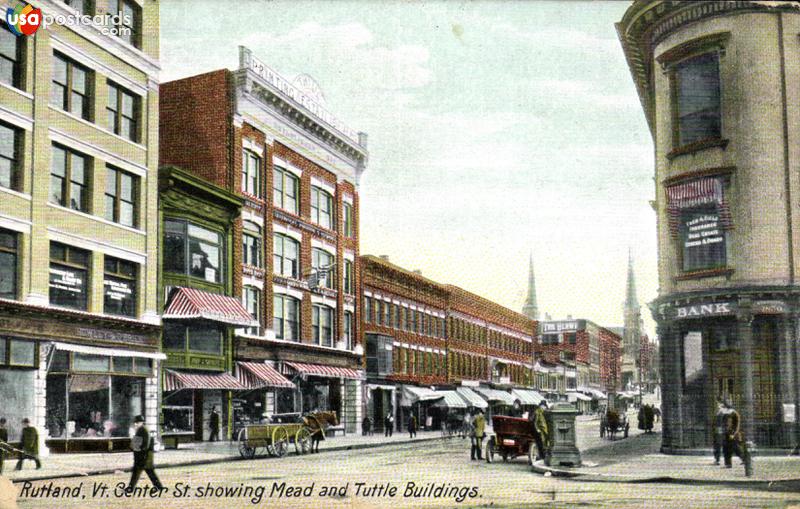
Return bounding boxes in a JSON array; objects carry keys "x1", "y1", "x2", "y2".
[
  {"x1": 408, "y1": 414, "x2": 417, "y2": 439},
  {"x1": 127, "y1": 415, "x2": 164, "y2": 493},
  {"x1": 534, "y1": 401, "x2": 550, "y2": 456},
  {"x1": 721, "y1": 399, "x2": 753, "y2": 477},
  {"x1": 384, "y1": 412, "x2": 394, "y2": 437},
  {"x1": 470, "y1": 409, "x2": 486, "y2": 460},
  {"x1": 14, "y1": 418, "x2": 40, "y2": 471},
  {"x1": 712, "y1": 400, "x2": 726, "y2": 465},
  {"x1": 0, "y1": 418, "x2": 7, "y2": 474},
  {"x1": 208, "y1": 406, "x2": 220, "y2": 442}
]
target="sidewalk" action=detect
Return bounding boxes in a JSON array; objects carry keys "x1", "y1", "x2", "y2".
[{"x1": 5, "y1": 430, "x2": 446, "y2": 484}]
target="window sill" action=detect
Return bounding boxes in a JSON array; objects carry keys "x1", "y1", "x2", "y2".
[
  {"x1": 46, "y1": 202, "x2": 146, "y2": 236},
  {"x1": 0, "y1": 186, "x2": 32, "y2": 201},
  {"x1": 674, "y1": 267, "x2": 734, "y2": 281},
  {"x1": 666, "y1": 138, "x2": 729, "y2": 160},
  {"x1": 0, "y1": 81, "x2": 33, "y2": 100},
  {"x1": 49, "y1": 106, "x2": 147, "y2": 151}
]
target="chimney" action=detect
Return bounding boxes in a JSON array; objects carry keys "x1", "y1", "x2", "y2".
[{"x1": 379, "y1": 255, "x2": 389, "y2": 262}]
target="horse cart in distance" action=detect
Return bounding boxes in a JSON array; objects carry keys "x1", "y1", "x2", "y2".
[
  {"x1": 485, "y1": 415, "x2": 538, "y2": 465},
  {"x1": 237, "y1": 411, "x2": 338, "y2": 459},
  {"x1": 599, "y1": 408, "x2": 629, "y2": 440}
]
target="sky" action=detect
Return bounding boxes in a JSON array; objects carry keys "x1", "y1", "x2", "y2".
[{"x1": 160, "y1": 0, "x2": 657, "y2": 336}]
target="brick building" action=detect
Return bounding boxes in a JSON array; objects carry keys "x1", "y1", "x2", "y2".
[
  {"x1": 160, "y1": 47, "x2": 367, "y2": 434},
  {"x1": 599, "y1": 327, "x2": 622, "y2": 397},
  {"x1": 361, "y1": 255, "x2": 537, "y2": 431}
]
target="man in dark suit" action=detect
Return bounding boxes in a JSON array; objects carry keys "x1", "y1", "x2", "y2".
[
  {"x1": 14, "y1": 418, "x2": 41, "y2": 470},
  {"x1": 127, "y1": 415, "x2": 164, "y2": 492},
  {"x1": 0, "y1": 417, "x2": 7, "y2": 474},
  {"x1": 209, "y1": 406, "x2": 220, "y2": 442}
]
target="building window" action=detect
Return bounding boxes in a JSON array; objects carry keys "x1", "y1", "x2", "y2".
[
  {"x1": 110, "y1": 0, "x2": 141, "y2": 48},
  {"x1": 344, "y1": 311, "x2": 353, "y2": 350},
  {"x1": 310, "y1": 186, "x2": 334, "y2": 230},
  {"x1": 163, "y1": 323, "x2": 222, "y2": 354},
  {"x1": 242, "y1": 221, "x2": 262, "y2": 268},
  {"x1": 343, "y1": 259, "x2": 354, "y2": 295},
  {"x1": 49, "y1": 242, "x2": 90, "y2": 310},
  {"x1": 104, "y1": 166, "x2": 138, "y2": 227},
  {"x1": 0, "y1": 122, "x2": 20, "y2": 192},
  {"x1": 51, "y1": 53, "x2": 92, "y2": 121},
  {"x1": 273, "y1": 294, "x2": 299, "y2": 341},
  {"x1": 1, "y1": 338, "x2": 35, "y2": 367},
  {"x1": 243, "y1": 286, "x2": 261, "y2": 335},
  {"x1": 163, "y1": 219, "x2": 222, "y2": 283},
  {"x1": 241, "y1": 150, "x2": 261, "y2": 197},
  {"x1": 313, "y1": 305, "x2": 334, "y2": 347},
  {"x1": 273, "y1": 233, "x2": 299, "y2": 278},
  {"x1": 343, "y1": 202, "x2": 354, "y2": 238},
  {"x1": 0, "y1": 229, "x2": 17, "y2": 299},
  {"x1": 103, "y1": 256, "x2": 137, "y2": 317},
  {"x1": 566, "y1": 333, "x2": 577, "y2": 345},
  {"x1": 107, "y1": 82, "x2": 140, "y2": 142},
  {"x1": 63, "y1": 0, "x2": 94, "y2": 14},
  {"x1": 273, "y1": 167, "x2": 298, "y2": 214},
  {"x1": 311, "y1": 248, "x2": 335, "y2": 290},
  {"x1": 364, "y1": 297, "x2": 371, "y2": 324},
  {"x1": 0, "y1": 23, "x2": 22, "y2": 89},
  {"x1": 51, "y1": 144, "x2": 90, "y2": 213},
  {"x1": 673, "y1": 52, "x2": 721, "y2": 147}
]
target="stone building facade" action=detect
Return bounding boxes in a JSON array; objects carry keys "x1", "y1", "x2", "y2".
[{"x1": 618, "y1": 0, "x2": 800, "y2": 450}]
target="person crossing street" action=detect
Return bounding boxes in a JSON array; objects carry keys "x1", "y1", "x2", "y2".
[{"x1": 126, "y1": 415, "x2": 164, "y2": 492}]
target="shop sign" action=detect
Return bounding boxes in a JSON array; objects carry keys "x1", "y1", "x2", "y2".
[
  {"x1": 49, "y1": 267, "x2": 83, "y2": 293},
  {"x1": 753, "y1": 301, "x2": 788, "y2": 315},
  {"x1": 104, "y1": 278, "x2": 132, "y2": 301},
  {"x1": 0, "y1": 315, "x2": 155, "y2": 346},
  {"x1": 675, "y1": 302, "x2": 735, "y2": 319},
  {"x1": 541, "y1": 321, "x2": 582, "y2": 333}
]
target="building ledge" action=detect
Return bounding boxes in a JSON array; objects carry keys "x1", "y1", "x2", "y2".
[
  {"x1": 674, "y1": 268, "x2": 734, "y2": 281},
  {"x1": 666, "y1": 138, "x2": 729, "y2": 161}
]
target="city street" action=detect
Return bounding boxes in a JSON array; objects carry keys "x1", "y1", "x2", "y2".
[{"x1": 12, "y1": 416, "x2": 800, "y2": 509}]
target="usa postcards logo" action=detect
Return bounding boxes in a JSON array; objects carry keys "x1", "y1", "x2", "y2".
[{"x1": 6, "y1": 3, "x2": 42, "y2": 36}]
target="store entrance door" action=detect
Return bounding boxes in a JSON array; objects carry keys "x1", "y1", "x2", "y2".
[{"x1": 193, "y1": 391, "x2": 204, "y2": 441}]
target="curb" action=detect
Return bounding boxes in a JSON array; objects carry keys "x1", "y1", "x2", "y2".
[
  {"x1": 529, "y1": 461, "x2": 800, "y2": 487},
  {"x1": 9, "y1": 435, "x2": 448, "y2": 484}
]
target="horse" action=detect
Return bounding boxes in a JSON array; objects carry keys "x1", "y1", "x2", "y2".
[{"x1": 303, "y1": 410, "x2": 339, "y2": 453}]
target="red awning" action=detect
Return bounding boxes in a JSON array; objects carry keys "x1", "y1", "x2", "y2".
[
  {"x1": 163, "y1": 287, "x2": 258, "y2": 327},
  {"x1": 284, "y1": 361, "x2": 361, "y2": 380},
  {"x1": 236, "y1": 362, "x2": 294, "y2": 389},
  {"x1": 666, "y1": 177, "x2": 732, "y2": 237},
  {"x1": 163, "y1": 369, "x2": 248, "y2": 391}
]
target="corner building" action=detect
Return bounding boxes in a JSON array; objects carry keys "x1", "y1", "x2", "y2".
[
  {"x1": 0, "y1": 1, "x2": 162, "y2": 453},
  {"x1": 160, "y1": 47, "x2": 367, "y2": 434},
  {"x1": 618, "y1": 0, "x2": 800, "y2": 450}
]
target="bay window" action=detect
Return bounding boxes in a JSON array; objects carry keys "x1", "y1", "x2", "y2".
[{"x1": 163, "y1": 219, "x2": 222, "y2": 283}]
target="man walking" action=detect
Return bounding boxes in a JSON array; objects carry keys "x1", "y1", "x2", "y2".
[
  {"x1": 722, "y1": 399, "x2": 753, "y2": 477},
  {"x1": 533, "y1": 401, "x2": 549, "y2": 459},
  {"x1": 209, "y1": 406, "x2": 220, "y2": 442},
  {"x1": 14, "y1": 418, "x2": 40, "y2": 471},
  {"x1": 384, "y1": 412, "x2": 394, "y2": 437},
  {"x1": 712, "y1": 400, "x2": 726, "y2": 465},
  {"x1": 408, "y1": 414, "x2": 417, "y2": 439},
  {"x1": 127, "y1": 415, "x2": 164, "y2": 492},
  {"x1": 470, "y1": 409, "x2": 486, "y2": 460}
]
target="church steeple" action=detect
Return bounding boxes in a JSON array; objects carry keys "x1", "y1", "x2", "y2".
[
  {"x1": 522, "y1": 253, "x2": 539, "y2": 320},
  {"x1": 624, "y1": 248, "x2": 639, "y2": 312}
]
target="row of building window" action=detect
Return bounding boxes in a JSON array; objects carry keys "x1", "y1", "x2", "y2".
[
  {"x1": 393, "y1": 347, "x2": 445, "y2": 377},
  {"x1": 451, "y1": 351, "x2": 486, "y2": 380},
  {"x1": 266, "y1": 293, "x2": 353, "y2": 349},
  {"x1": 363, "y1": 296, "x2": 445, "y2": 339},
  {"x1": 242, "y1": 157, "x2": 355, "y2": 237},
  {"x1": 540, "y1": 332, "x2": 577, "y2": 345},
  {"x1": 0, "y1": 230, "x2": 138, "y2": 317},
  {"x1": 450, "y1": 317, "x2": 532, "y2": 356}
]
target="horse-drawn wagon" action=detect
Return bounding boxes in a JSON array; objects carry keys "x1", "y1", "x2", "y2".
[
  {"x1": 237, "y1": 411, "x2": 338, "y2": 459},
  {"x1": 484, "y1": 415, "x2": 540, "y2": 465},
  {"x1": 599, "y1": 408, "x2": 629, "y2": 440}
]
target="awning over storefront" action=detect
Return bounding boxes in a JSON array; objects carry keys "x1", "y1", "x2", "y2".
[
  {"x1": 284, "y1": 361, "x2": 361, "y2": 380},
  {"x1": 163, "y1": 287, "x2": 258, "y2": 327},
  {"x1": 52, "y1": 342, "x2": 166, "y2": 360},
  {"x1": 163, "y1": 369, "x2": 248, "y2": 391},
  {"x1": 511, "y1": 389, "x2": 545, "y2": 406},
  {"x1": 473, "y1": 387, "x2": 516, "y2": 406},
  {"x1": 236, "y1": 362, "x2": 294, "y2": 389},
  {"x1": 432, "y1": 391, "x2": 467, "y2": 409},
  {"x1": 567, "y1": 391, "x2": 592, "y2": 402},
  {"x1": 577, "y1": 386, "x2": 607, "y2": 400},
  {"x1": 367, "y1": 383, "x2": 396, "y2": 391},
  {"x1": 456, "y1": 387, "x2": 489, "y2": 409},
  {"x1": 400, "y1": 385, "x2": 443, "y2": 406}
]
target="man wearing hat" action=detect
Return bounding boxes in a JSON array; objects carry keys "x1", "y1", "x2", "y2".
[
  {"x1": 470, "y1": 409, "x2": 486, "y2": 460},
  {"x1": 127, "y1": 415, "x2": 163, "y2": 492},
  {"x1": 14, "y1": 418, "x2": 40, "y2": 471}
]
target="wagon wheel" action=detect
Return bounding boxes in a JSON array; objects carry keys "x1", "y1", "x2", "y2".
[
  {"x1": 272, "y1": 426, "x2": 289, "y2": 457},
  {"x1": 485, "y1": 436, "x2": 495, "y2": 463},
  {"x1": 295, "y1": 427, "x2": 312, "y2": 455},
  {"x1": 237, "y1": 428, "x2": 255, "y2": 459}
]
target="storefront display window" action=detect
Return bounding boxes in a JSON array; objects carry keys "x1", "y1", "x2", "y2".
[
  {"x1": 163, "y1": 390, "x2": 193, "y2": 433},
  {"x1": 9, "y1": 339, "x2": 35, "y2": 366}
]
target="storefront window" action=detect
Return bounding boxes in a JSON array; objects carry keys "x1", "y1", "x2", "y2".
[
  {"x1": 104, "y1": 256, "x2": 138, "y2": 317},
  {"x1": 73, "y1": 354, "x2": 110, "y2": 372},
  {"x1": 49, "y1": 242, "x2": 89, "y2": 310},
  {"x1": 9, "y1": 339, "x2": 34, "y2": 366},
  {"x1": 163, "y1": 390, "x2": 193, "y2": 433},
  {"x1": 163, "y1": 219, "x2": 222, "y2": 283}
]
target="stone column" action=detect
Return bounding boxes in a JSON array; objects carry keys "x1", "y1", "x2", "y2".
[
  {"x1": 737, "y1": 299, "x2": 755, "y2": 443},
  {"x1": 778, "y1": 311, "x2": 795, "y2": 446}
]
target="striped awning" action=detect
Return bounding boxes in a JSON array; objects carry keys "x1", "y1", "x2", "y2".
[
  {"x1": 236, "y1": 362, "x2": 294, "y2": 389},
  {"x1": 456, "y1": 387, "x2": 488, "y2": 409},
  {"x1": 284, "y1": 361, "x2": 361, "y2": 380},
  {"x1": 432, "y1": 391, "x2": 467, "y2": 409},
  {"x1": 474, "y1": 387, "x2": 516, "y2": 406},
  {"x1": 163, "y1": 287, "x2": 258, "y2": 327},
  {"x1": 400, "y1": 385, "x2": 443, "y2": 406},
  {"x1": 163, "y1": 369, "x2": 248, "y2": 391},
  {"x1": 567, "y1": 391, "x2": 592, "y2": 402},
  {"x1": 666, "y1": 177, "x2": 732, "y2": 237},
  {"x1": 511, "y1": 389, "x2": 545, "y2": 406}
]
